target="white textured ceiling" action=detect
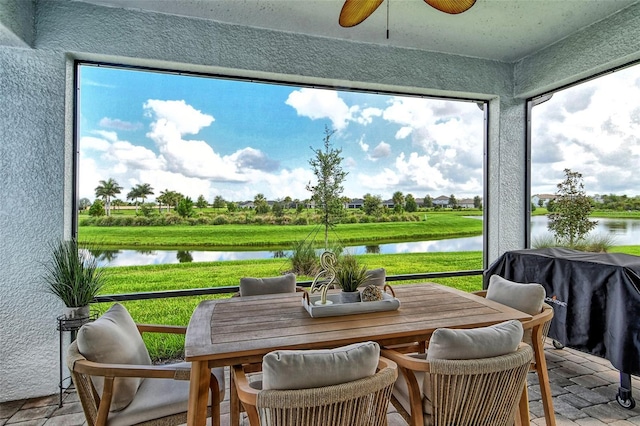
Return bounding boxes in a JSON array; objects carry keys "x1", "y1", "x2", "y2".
[{"x1": 81, "y1": 0, "x2": 638, "y2": 62}]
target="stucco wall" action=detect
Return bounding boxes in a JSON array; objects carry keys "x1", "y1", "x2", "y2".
[
  {"x1": 35, "y1": 1, "x2": 512, "y2": 98},
  {"x1": 514, "y1": 2, "x2": 640, "y2": 97},
  {"x1": 486, "y1": 97, "x2": 528, "y2": 258},
  {"x1": 0, "y1": 0, "x2": 34, "y2": 48},
  {"x1": 0, "y1": 0, "x2": 635, "y2": 401},
  {"x1": 0, "y1": 47, "x2": 68, "y2": 401}
]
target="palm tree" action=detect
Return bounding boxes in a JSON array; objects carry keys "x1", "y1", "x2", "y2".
[
  {"x1": 127, "y1": 187, "x2": 141, "y2": 213},
  {"x1": 157, "y1": 189, "x2": 168, "y2": 212},
  {"x1": 392, "y1": 191, "x2": 405, "y2": 213},
  {"x1": 128, "y1": 183, "x2": 154, "y2": 213},
  {"x1": 137, "y1": 183, "x2": 154, "y2": 205},
  {"x1": 159, "y1": 189, "x2": 181, "y2": 213},
  {"x1": 95, "y1": 178, "x2": 123, "y2": 216},
  {"x1": 254, "y1": 193, "x2": 269, "y2": 214}
]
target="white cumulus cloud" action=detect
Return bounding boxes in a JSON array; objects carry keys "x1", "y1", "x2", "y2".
[
  {"x1": 370, "y1": 142, "x2": 391, "y2": 160},
  {"x1": 285, "y1": 88, "x2": 353, "y2": 131},
  {"x1": 143, "y1": 99, "x2": 214, "y2": 135}
]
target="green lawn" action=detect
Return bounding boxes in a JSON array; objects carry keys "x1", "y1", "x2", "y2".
[{"x1": 79, "y1": 215, "x2": 482, "y2": 248}]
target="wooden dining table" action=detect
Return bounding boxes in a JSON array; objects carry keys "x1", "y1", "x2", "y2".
[{"x1": 184, "y1": 282, "x2": 533, "y2": 426}]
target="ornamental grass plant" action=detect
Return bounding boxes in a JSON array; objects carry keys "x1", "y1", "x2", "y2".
[
  {"x1": 43, "y1": 238, "x2": 108, "y2": 308},
  {"x1": 335, "y1": 254, "x2": 369, "y2": 292}
]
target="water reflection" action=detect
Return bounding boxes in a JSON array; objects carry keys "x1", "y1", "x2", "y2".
[
  {"x1": 529, "y1": 216, "x2": 633, "y2": 245},
  {"x1": 93, "y1": 235, "x2": 484, "y2": 267},
  {"x1": 365, "y1": 245, "x2": 380, "y2": 254},
  {"x1": 89, "y1": 217, "x2": 640, "y2": 267},
  {"x1": 176, "y1": 251, "x2": 193, "y2": 263},
  {"x1": 272, "y1": 250, "x2": 287, "y2": 258}
]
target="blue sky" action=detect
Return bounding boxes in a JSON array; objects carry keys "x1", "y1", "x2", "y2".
[
  {"x1": 79, "y1": 63, "x2": 640, "y2": 204},
  {"x1": 78, "y1": 65, "x2": 484, "y2": 203}
]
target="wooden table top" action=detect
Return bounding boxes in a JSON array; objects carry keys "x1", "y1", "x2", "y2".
[{"x1": 184, "y1": 282, "x2": 532, "y2": 366}]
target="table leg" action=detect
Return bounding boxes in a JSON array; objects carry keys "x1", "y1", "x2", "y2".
[
  {"x1": 187, "y1": 360, "x2": 210, "y2": 426},
  {"x1": 230, "y1": 367, "x2": 241, "y2": 426}
]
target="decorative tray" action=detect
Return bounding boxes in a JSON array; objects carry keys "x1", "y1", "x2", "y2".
[{"x1": 302, "y1": 288, "x2": 400, "y2": 318}]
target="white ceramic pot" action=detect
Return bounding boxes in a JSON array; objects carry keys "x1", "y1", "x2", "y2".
[
  {"x1": 340, "y1": 291, "x2": 361, "y2": 304},
  {"x1": 63, "y1": 305, "x2": 90, "y2": 320}
]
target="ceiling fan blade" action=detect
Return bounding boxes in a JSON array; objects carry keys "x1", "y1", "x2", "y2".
[
  {"x1": 424, "y1": 0, "x2": 476, "y2": 14},
  {"x1": 339, "y1": 0, "x2": 385, "y2": 27}
]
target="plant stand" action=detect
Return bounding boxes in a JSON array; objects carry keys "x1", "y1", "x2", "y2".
[{"x1": 57, "y1": 313, "x2": 96, "y2": 407}]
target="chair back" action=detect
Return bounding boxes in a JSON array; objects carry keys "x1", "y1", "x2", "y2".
[
  {"x1": 237, "y1": 273, "x2": 299, "y2": 297},
  {"x1": 473, "y1": 290, "x2": 554, "y2": 346},
  {"x1": 427, "y1": 343, "x2": 533, "y2": 426},
  {"x1": 248, "y1": 358, "x2": 397, "y2": 426},
  {"x1": 67, "y1": 340, "x2": 101, "y2": 426}
]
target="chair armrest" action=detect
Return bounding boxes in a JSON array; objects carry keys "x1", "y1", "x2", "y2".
[
  {"x1": 233, "y1": 364, "x2": 260, "y2": 425},
  {"x1": 136, "y1": 324, "x2": 187, "y2": 334},
  {"x1": 380, "y1": 349, "x2": 431, "y2": 373},
  {"x1": 233, "y1": 365, "x2": 259, "y2": 403},
  {"x1": 73, "y1": 359, "x2": 192, "y2": 380},
  {"x1": 524, "y1": 304, "x2": 554, "y2": 330},
  {"x1": 380, "y1": 350, "x2": 425, "y2": 425},
  {"x1": 472, "y1": 290, "x2": 487, "y2": 297}
]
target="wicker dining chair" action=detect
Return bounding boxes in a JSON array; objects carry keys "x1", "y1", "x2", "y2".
[
  {"x1": 382, "y1": 342, "x2": 533, "y2": 426},
  {"x1": 475, "y1": 274, "x2": 556, "y2": 426},
  {"x1": 233, "y1": 356, "x2": 397, "y2": 426},
  {"x1": 67, "y1": 303, "x2": 225, "y2": 426}
]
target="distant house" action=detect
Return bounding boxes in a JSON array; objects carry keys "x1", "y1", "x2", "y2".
[
  {"x1": 433, "y1": 195, "x2": 450, "y2": 207},
  {"x1": 458, "y1": 198, "x2": 476, "y2": 208},
  {"x1": 382, "y1": 199, "x2": 395, "y2": 209},
  {"x1": 532, "y1": 194, "x2": 556, "y2": 207},
  {"x1": 347, "y1": 198, "x2": 364, "y2": 209}
]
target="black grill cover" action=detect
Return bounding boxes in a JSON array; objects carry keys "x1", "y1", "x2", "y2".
[{"x1": 485, "y1": 248, "x2": 640, "y2": 376}]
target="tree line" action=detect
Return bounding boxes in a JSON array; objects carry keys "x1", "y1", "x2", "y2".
[{"x1": 82, "y1": 185, "x2": 480, "y2": 219}]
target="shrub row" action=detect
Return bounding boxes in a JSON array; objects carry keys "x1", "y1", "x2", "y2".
[{"x1": 79, "y1": 212, "x2": 422, "y2": 227}]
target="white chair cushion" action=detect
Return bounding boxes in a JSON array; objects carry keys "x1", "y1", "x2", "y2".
[
  {"x1": 239, "y1": 273, "x2": 297, "y2": 297},
  {"x1": 426, "y1": 320, "x2": 524, "y2": 360},
  {"x1": 486, "y1": 275, "x2": 546, "y2": 316},
  {"x1": 360, "y1": 268, "x2": 386, "y2": 287},
  {"x1": 77, "y1": 303, "x2": 151, "y2": 411},
  {"x1": 262, "y1": 341, "x2": 380, "y2": 390},
  {"x1": 107, "y1": 362, "x2": 225, "y2": 426}
]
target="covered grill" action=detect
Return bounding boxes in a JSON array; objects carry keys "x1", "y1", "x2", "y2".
[{"x1": 485, "y1": 248, "x2": 640, "y2": 409}]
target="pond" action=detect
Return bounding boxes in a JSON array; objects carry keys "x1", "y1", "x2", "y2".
[{"x1": 89, "y1": 216, "x2": 640, "y2": 267}]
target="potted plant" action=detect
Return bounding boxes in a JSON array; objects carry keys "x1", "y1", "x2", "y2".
[
  {"x1": 43, "y1": 238, "x2": 107, "y2": 319},
  {"x1": 335, "y1": 254, "x2": 369, "y2": 303}
]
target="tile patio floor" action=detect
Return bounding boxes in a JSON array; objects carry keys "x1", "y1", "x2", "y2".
[{"x1": 2, "y1": 341, "x2": 640, "y2": 426}]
